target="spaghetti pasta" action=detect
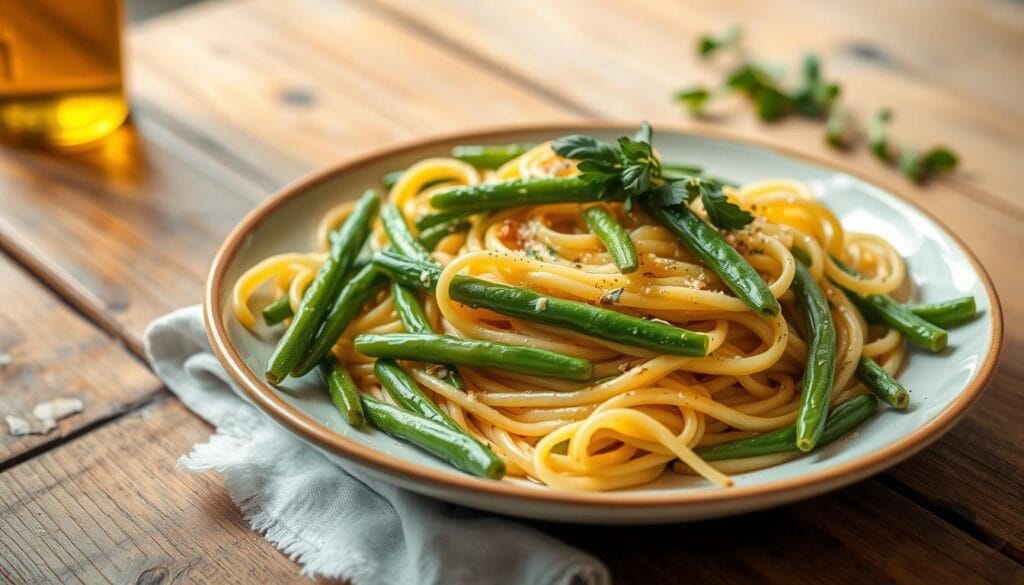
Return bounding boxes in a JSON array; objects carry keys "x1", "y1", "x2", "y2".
[{"x1": 232, "y1": 134, "x2": 948, "y2": 492}]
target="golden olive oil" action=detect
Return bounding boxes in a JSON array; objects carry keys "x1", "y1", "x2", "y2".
[{"x1": 0, "y1": 0, "x2": 128, "y2": 147}]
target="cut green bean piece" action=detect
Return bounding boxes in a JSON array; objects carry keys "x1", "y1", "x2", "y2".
[
  {"x1": 430, "y1": 178, "x2": 613, "y2": 214},
  {"x1": 855, "y1": 355, "x2": 909, "y2": 409},
  {"x1": 832, "y1": 258, "x2": 947, "y2": 352},
  {"x1": 661, "y1": 162, "x2": 704, "y2": 180},
  {"x1": 584, "y1": 206, "x2": 639, "y2": 274},
  {"x1": 642, "y1": 200, "x2": 780, "y2": 317},
  {"x1": 391, "y1": 281, "x2": 433, "y2": 334},
  {"x1": 391, "y1": 282, "x2": 464, "y2": 390},
  {"x1": 371, "y1": 251, "x2": 709, "y2": 356},
  {"x1": 452, "y1": 144, "x2": 533, "y2": 169},
  {"x1": 318, "y1": 360, "x2": 364, "y2": 425},
  {"x1": 908, "y1": 296, "x2": 976, "y2": 329},
  {"x1": 791, "y1": 257, "x2": 837, "y2": 452},
  {"x1": 355, "y1": 333, "x2": 593, "y2": 381},
  {"x1": 266, "y1": 190, "x2": 379, "y2": 384},
  {"x1": 262, "y1": 296, "x2": 293, "y2": 326},
  {"x1": 415, "y1": 209, "x2": 474, "y2": 232},
  {"x1": 373, "y1": 359, "x2": 460, "y2": 431},
  {"x1": 697, "y1": 395, "x2": 877, "y2": 461},
  {"x1": 418, "y1": 219, "x2": 470, "y2": 251},
  {"x1": 381, "y1": 204, "x2": 432, "y2": 262},
  {"x1": 292, "y1": 263, "x2": 388, "y2": 376},
  {"x1": 361, "y1": 396, "x2": 505, "y2": 479}
]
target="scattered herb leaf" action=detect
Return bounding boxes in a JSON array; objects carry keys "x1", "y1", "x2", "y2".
[
  {"x1": 677, "y1": 27, "x2": 960, "y2": 184},
  {"x1": 697, "y1": 26, "x2": 742, "y2": 59},
  {"x1": 675, "y1": 87, "x2": 712, "y2": 114},
  {"x1": 869, "y1": 108, "x2": 893, "y2": 162}
]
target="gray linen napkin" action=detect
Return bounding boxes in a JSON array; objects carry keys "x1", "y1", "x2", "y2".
[{"x1": 144, "y1": 306, "x2": 610, "y2": 585}]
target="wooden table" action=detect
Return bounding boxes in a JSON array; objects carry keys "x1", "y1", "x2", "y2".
[{"x1": 1, "y1": 0, "x2": 1021, "y2": 582}]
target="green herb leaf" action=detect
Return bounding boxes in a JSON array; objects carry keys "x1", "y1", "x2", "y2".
[
  {"x1": 699, "y1": 181, "x2": 754, "y2": 230},
  {"x1": 551, "y1": 135, "x2": 619, "y2": 164},
  {"x1": 675, "y1": 87, "x2": 712, "y2": 114},
  {"x1": 576, "y1": 160, "x2": 619, "y2": 185},
  {"x1": 869, "y1": 108, "x2": 894, "y2": 162},
  {"x1": 901, "y1": 146, "x2": 958, "y2": 184},
  {"x1": 825, "y1": 109, "x2": 850, "y2": 148},
  {"x1": 755, "y1": 86, "x2": 793, "y2": 121},
  {"x1": 652, "y1": 178, "x2": 752, "y2": 230},
  {"x1": 697, "y1": 26, "x2": 741, "y2": 59},
  {"x1": 922, "y1": 147, "x2": 958, "y2": 173}
]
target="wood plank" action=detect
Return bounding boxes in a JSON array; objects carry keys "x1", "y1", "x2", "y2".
[
  {"x1": 0, "y1": 118, "x2": 267, "y2": 351},
  {"x1": 0, "y1": 398, "x2": 310, "y2": 584},
  {"x1": 0, "y1": 251, "x2": 158, "y2": 467},
  {"x1": 555, "y1": 480, "x2": 1024, "y2": 584},
  {"x1": 368, "y1": 0, "x2": 1024, "y2": 216},
  {"x1": 1, "y1": 397, "x2": 1018, "y2": 584},
  {"x1": 128, "y1": 0, "x2": 573, "y2": 183}
]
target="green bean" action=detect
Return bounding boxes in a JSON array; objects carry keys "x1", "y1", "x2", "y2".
[
  {"x1": 696, "y1": 395, "x2": 877, "y2": 461},
  {"x1": 660, "y1": 162, "x2": 703, "y2": 180},
  {"x1": 373, "y1": 250, "x2": 442, "y2": 291},
  {"x1": 318, "y1": 360, "x2": 364, "y2": 425},
  {"x1": 355, "y1": 333, "x2": 593, "y2": 381},
  {"x1": 361, "y1": 396, "x2": 505, "y2": 479},
  {"x1": 382, "y1": 206, "x2": 464, "y2": 389},
  {"x1": 832, "y1": 258, "x2": 947, "y2": 352},
  {"x1": 382, "y1": 169, "x2": 404, "y2": 189},
  {"x1": 381, "y1": 204, "x2": 432, "y2": 261},
  {"x1": 855, "y1": 355, "x2": 909, "y2": 409},
  {"x1": 908, "y1": 296, "x2": 976, "y2": 328},
  {"x1": 641, "y1": 201, "x2": 780, "y2": 318},
  {"x1": 391, "y1": 282, "x2": 464, "y2": 390},
  {"x1": 452, "y1": 144, "x2": 533, "y2": 169},
  {"x1": 415, "y1": 209, "x2": 474, "y2": 232},
  {"x1": 791, "y1": 257, "x2": 837, "y2": 452},
  {"x1": 430, "y1": 178, "x2": 612, "y2": 214},
  {"x1": 291, "y1": 263, "x2": 388, "y2": 376},
  {"x1": 391, "y1": 281, "x2": 433, "y2": 335},
  {"x1": 418, "y1": 219, "x2": 470, "y2": 251},
  {"x1": 373, "y1": 359, "x2": 460, "y2": 431},
  {"x1": 266, "y1": 190, "x2": 379, "y2": 384},
  {"x1": 371, "y1": 251, "x2": 709, "y2": 356},
  {"x1": 584, "y1": 206, "x2": 639, "y2": 274},
  {"x1": 262, "y1": 296, "x2": 293, "y2": 326}
]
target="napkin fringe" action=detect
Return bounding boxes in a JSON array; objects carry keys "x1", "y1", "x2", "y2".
[{"x1": 180, "y1": 428, "x2": 378, "y2": 582}]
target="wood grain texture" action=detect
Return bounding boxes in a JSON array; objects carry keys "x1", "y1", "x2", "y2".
[
  {"x1": 0, "y1": 398, "x2": 311, "y2": 584},
  {"x1": 0, "y1": 119, "x2": 265, "y2": 346},
  {"x1": 0, "y1": 0, "x2": 1020, "y2": 582},
  {"x1": 128, "y1": 0, "x2": 573, "y2": 183},
  {"x1": 0, "y1": 398, "x2": 1019, "y2": 585},
  {"x1": 0, "y1": 252, "x2": 158, "y2": 466},
  {"x1": 553, "y1": 480, "x2": 1024, "y2": 584}
]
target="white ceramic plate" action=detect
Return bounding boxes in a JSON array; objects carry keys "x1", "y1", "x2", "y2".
[{"x1": 205, "y1": 123, "x2": 1002, "y2": 524}]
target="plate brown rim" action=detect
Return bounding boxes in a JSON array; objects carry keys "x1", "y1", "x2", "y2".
[{"x1": 204, "y1": 121, "x2": 1003, "y2": 509}]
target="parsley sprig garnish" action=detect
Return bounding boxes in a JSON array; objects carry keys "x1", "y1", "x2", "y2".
[
  {"x1": 553, "y1": 123, "x2": 753, "y2": 230},
  {"x1": 553, "y1": 123, "x2": 660, "y2": 212}
]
